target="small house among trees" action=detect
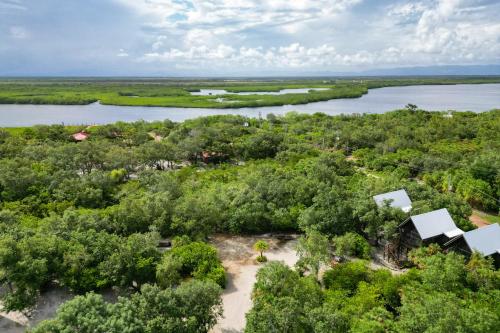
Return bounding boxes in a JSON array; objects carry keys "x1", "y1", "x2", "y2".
[
  {"x1": 373, "y1": 189, "x2": 412, "y2": 212},
  {"x1": 398, "y1": 208, "x2": 463, "y2": 257},
  {"x1": 444, "y1": 223, "x2": 500, "y2": 268},
  {"x1": 71, "y1": 131, "x2": 89, "y2": 141}
]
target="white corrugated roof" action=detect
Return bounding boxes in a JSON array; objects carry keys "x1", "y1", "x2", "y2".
[
  {"x1": 462, "y1": 223, "x2": 500, "y2": 256},
  {"x1": 373, "y1": 189, "x2": 412, "y2": 212},
  {"x1": 444, "y1": 228, "x2": 465, "y2": 238},
  {"x1": 410, "y1": 208, "x2": 461, "y2": 240}
]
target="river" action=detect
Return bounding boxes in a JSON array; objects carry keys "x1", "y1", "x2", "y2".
[{"x1": 0, "y1": 84, "x2": 498, "y2": 127}]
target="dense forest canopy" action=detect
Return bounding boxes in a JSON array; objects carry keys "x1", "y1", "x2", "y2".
[{"x1": 0, "y1": 107, "x2": 499, "y2": 331}]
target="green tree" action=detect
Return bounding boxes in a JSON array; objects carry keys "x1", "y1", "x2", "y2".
[
  {"x1": 322, "y1": 260, "x2": 371, "y2": 294},
  {"x1": 245, "y1": 296, "x2": 309, "y2": 333},
  {"x1": 29, "y1": 293, "x2": 144, "y2": 333},
  {"x1": 30, "y1": 280, "x2": 223, "y2": 333},
  {"x1": 333, "y1": 232, "x2": 371, "y2": 259},
  {"x1": 61, "y1": 230, "x2": 120, "y2": 292},
  {"x1": 100, "y1": 232, "x2": 161, "y2": 290},
  {"x1": 133, "y1": 281, "x2": 223, "y2": 333},
  {"x1": 295, "y1": 230, "x2": 330, "y2": 280},
  {"x1": 253, "y1": 240, "x2": 269, "y2": 262},
  {"x1": 156, "y1": 241, "x2": 225, "y2": 288},
  {"x1": 298, "y1": 187, "x2": 354, "y2": 236},
  {"x1": 351, "y1": 306, "x2": 394, "y2": 333},
  {"x1": 0, "y1": 233, "x2": 62, "y2": 311}
]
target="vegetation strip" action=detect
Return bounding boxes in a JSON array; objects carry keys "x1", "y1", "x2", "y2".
[{"x1": 1, "y1": 77, "x2": 499, "y2": 108}]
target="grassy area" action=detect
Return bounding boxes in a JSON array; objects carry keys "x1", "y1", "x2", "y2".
[
  {"x1": 0, "y1": 76, "x2": 499, "y2": 108},
  {"x1": 99, "y1": 84, "x2": 367, "y2": 108},
  {"x1": 0, "y1": 127, "x2": 26, "y2": 136},
  {"x1": 0, "y1": 81, "x2": 367, "y2": 108},
  {"x1": 0, "y1": 125, "x2": 84, "y2": 136}
]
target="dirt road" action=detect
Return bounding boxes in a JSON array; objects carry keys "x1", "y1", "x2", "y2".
[
  {"x1": 210, "y1": 235, "x2": 298, "y2": 333},
  {"x1": 469, "y1": 210, "x2": 491, "y2": 228}
]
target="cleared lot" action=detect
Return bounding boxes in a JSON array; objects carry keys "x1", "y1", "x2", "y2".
[
  {"x1": 210, "y1": 234, "x2": 298, "y2": 333},
  {"x1": 1, "y1": 235, "x2": 297, "y2": 333}
]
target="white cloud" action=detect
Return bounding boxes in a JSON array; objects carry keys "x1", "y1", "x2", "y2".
[
  {"x1": 388, "y1": 2, "x2": 427, "y2": 20},
  {"x1": 0, "y1": 0, "x2": 26, "y2": 11},
  {"x1": 112, "y1": 0, "x2": 187, "y2": 18},
  {"x1": 116, "y1": 0, "x2": 362, "y2": 34},
  {"x1": 117, "y1": 49, "x2": 129, "y2": 57},
  {"x1": 126, "y1": 0, "x2": 499, "y2": 72},
  {"x1": 141, "y1": 43, "x2": 383, "y2": 69},
  {"x1": 403, "y1": 0, "x2": 500, "y2": 61},
  {"x1": 9, "y1": 26, "x2": 28, "y2": 39},
  {"x1": 1, "y1": 0, "x2": 499, "y2": 75}
]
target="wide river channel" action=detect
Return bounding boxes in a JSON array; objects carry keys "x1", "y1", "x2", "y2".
[{"x1": 0, "y1": 84, "x2": 499, "y2": 127}]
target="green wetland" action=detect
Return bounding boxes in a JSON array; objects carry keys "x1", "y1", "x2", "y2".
[{"x1": 1, "y1": 76, "x2": 499, "y2": 108}]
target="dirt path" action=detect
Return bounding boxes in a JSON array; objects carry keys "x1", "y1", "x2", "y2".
[
  {"x1": 0, "y1": 288, "x2": 117, "y2": 333},
  {"x1": 0, "y1": 288, "x2": 75, "y2": 333},
  {"x1": 209, "y1": 235, "x2": 298, "y2": 333},
  {"x1": 0, "y1": 303, "x2": 28, "y2": 333},
  {"x1": 469, "y1": 210, "x2": 491, "y2": 228}
]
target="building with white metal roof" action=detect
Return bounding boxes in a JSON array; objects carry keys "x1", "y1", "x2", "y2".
[
  {"x1": 397, "y1": 208, "x2": 464, "y2": 257},
  {"x1": 410, "y1": 208, "x2": 464, "y2": 241},
  {"x1": 373, "y1": 189, "x2": 412, "y2": 213},
  {"x1": 445, "y1": 223, "x2": 500, "y2": 268}
]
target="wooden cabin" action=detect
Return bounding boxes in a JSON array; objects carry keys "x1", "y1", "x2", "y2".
[
  {"x1": 373, "y1": 189, "x2": 412, "y2": 213},
  {"x1": 445, "y1": 223, "x2": 500, "y2": 268},
  {"x1": 398, "y1": 208, "x2": 463, "y2": 257}
]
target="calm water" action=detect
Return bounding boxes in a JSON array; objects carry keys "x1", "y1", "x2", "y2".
[
  {"x1": 0, "y1": 84, "x2": 498, "y2": 127},
  {"x1": 191, "y1": 88, "x2": 329, "y2": 95}
]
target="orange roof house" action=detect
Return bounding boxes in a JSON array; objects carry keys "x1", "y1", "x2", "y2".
[{"x1": 71, "y1": 131, "x2": 89, "y2": 141}]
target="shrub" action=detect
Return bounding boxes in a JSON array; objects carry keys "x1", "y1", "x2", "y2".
[
  {"x1": 333, "y1": 232, "x2": 371, "y2": 259},
  {"x1": 323, "y1": 261, "x2": 370, "y2": 294},
  {"x1": 156, "y1": 241, "x2": 226, "y2": 288}
]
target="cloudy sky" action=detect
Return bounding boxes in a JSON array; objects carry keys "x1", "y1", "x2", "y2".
[{"x1": 1, "y1": 0, "x2": 499, "y2": 76}]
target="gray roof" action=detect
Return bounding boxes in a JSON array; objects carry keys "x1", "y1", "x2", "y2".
[
  {"x1": 410, "y1": 208, "x2": 460, "y2": 240},
  {"x1": 373, "y1": 189, "x2": 412, "y2": 212},
  {"x1": 462, "y1": 223, "x2": 500, "y2": 256}
]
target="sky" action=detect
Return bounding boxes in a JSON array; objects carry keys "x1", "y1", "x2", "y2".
[{"x1": 1, "y1": 0, "x2": 499, "y2": 76}]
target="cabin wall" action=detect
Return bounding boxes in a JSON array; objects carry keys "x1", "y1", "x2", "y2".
[
  {"x1": 491, "y1": 253, "x2": 500, "y2": 269},
  {"x1": 423, "y1": 234, "x2": 451, "y2": 247},
  {"x1": 446, "y1": 239, "x2": 500, "y2": 269},
  {"x1": 445, "y1": 237, "x2": 472, "y2": 257},
  {"x1": 398, "y1": 222, "x2": 422, "y2": 257}
]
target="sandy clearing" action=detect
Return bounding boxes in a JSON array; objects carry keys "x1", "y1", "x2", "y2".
[
  {"x1": 469, "y1": 210, "x2": 491, "y2": 228},
  {"x1": 0, "y1": 304, "x2": 28, "y2": 326},
  {"x1": 0, "y1": 288, "x2": 118, "y2": 333},
  {"x1": 0, "y1": 288, "x2": 75, "y2": 333},
  {"x1": 210, "y1": 235, "x2": 299, "y2": 333}
]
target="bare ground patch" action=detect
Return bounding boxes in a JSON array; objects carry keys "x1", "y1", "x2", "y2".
[
  {"x1": 209, "y1": 234, "x2": 298, "y2": 333},
  {"x1": 469, "y1": 210, "x2": 491, "y2": 228}
]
